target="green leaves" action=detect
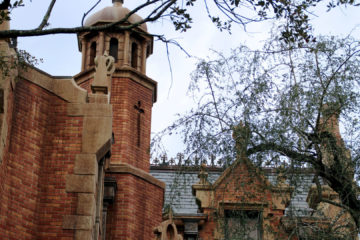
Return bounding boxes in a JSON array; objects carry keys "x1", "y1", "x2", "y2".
[{"x1": 170, "y1": 6, "x2": 193, "y2": 32}]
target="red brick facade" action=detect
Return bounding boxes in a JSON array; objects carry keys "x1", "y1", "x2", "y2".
[
  {"x1": 0, "y1": 2, "x2": 164, "y2": 239},
  {"x1": 0, "y1": 78, "x2": 81, "y2": 240},
  {"x1": 110, "y1": 76, "x2": 154, "y2": 171},
  {"x1": 195, "y1": 160, "x2": 291, "y2": 240},
  {"x1": 105, "y1": 173, "x2": 164, "y2": 239}
]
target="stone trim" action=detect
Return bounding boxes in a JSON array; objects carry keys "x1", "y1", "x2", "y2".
[
  {"x1": 108, "y1": 163, "x2": 165, "y2": 189},
  {"x1": 65, "y1": 175, "x2": 96, "y2": 193},
  {"x1": 212, "y1": 158, "x2": 271, "y2": 189},
  {"x1": 77, "y1": 193, "x2": 96, "y2": 215},
  {"x1": 74, "y1": 154, "x2": 98, "y2": 175},
  {"x1": 95, "y1": 139, "x2": 112, "y2": 161},
  {"x1": 218, "y1": 202, "x2": 268, "y2": 211},
  {"x1": 113, "y1": 66, "x2": 157, "y2": 102},
  {"x1": 67, "y1": 103, "x2": 112, "y2": 117},
  {"x1": 75, "y1": 230, "x2": 93, "y2": 240},
  {"x1": 73, "y1": 67, "x2": 96, "y2": 85},
  {"x1": 62, "y1": 215, "x2": 93, "y2": 230},
  {"x1": 19, "y1": 66, "x2": 87, "y2": 103}
]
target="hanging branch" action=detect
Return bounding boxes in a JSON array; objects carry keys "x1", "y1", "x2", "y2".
[{"x1": 81, "y1": 0, "x2": 102, "y2": 27}]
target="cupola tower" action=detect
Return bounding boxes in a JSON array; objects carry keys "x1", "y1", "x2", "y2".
[
  {"x1": 76, "y1": 0, "x2": 157, "y2": 171},
  {"x1": 74, "y1": 1, "x2": 163, "y2": 239}
]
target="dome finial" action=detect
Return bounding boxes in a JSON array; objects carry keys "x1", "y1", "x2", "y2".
[{"x1": 112, "y1": 0, "x2": 123, "y2": 5}]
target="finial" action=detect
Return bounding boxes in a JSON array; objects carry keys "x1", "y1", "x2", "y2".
[
  {"x1": 276, "y1": 165, "x2": 287, "y2": 187},
  {"x1": 232, "y1": 121, "x2": 250, "y2": 158},
  {"x1": 198, "y1": 163, "x2": 210, "y2": 185},
  {"x1": 112, "y1": 0, "x2": 123, "y2": 6}
]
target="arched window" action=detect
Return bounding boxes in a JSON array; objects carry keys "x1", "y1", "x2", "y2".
[
  {"x1": 131, "y1": 42, "x2": 138, "y2": 69},
  {"x1": 89, "y1": 41, "x2": 96, "y2": 66},
  {"x1": 109, "y1": 38, "x2": 118, "y2": 62}
]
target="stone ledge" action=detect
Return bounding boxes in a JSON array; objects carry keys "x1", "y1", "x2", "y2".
[
  {"x1": 108, "y1": 163, "x2": 165, "y2": 189},
  {"x1": 67, "y1": 103, "x2": 112, "y2": 117},
  {"x1": 63, "y1": 215, "x2": 93, "y2": 230},
  {"x1": 19, "y1": 65, "x2": 87, "y2": 103}
]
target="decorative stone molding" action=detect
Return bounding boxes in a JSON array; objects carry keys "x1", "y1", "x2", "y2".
[
  {"x1": 65, "y1": 175, "x2": 96, "y2": 193},
  {"x1": 270, "y1": 167, "x2": 294, "y2": 210},
  {"x1": 306, "y1": 184, "x2": 338, "y2": 210},
  {"x1": 60, "y1": 59, "x2": 114, "y2": 239},
  {"x1": 62, "y1": 215, "x2": 93, "y2": 230},
  {"x1": 270, "y1": 185, "x2": 294, "y2": 210},
  {"x1": 74, "y1": 154, "x2": 98, "y2": 175},
  {"x1": 112, "y1": 66, "x2": 157, "y2": 102},
  {"x1": 154, "y1": 209, "x2": 183, "y2": 240},
  {"x1": 19, "y1": 67, "x2": 87, "y2": 103},
  {"x1": 0, "y1": 35, "x2": 17, "y2": 164},
  {"x1": 77, "y1": 193, "x2": 96, "y2": 215},
  {"x1": 192, "y1": 163, "x2": 213, "y2": 209},
  {"x1": 108, "y1": 163, "x2": 165, "y2": 189},
  {"x1": 91, "y1": 52, "x2": 115, "y2": 94}
]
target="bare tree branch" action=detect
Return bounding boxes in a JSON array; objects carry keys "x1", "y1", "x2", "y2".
[
  {"x1": 37, "y1": 0, "x2": 57, "y2": 30},
  {"x1": 81, "y1": 0, "x2": 102, "y2": 27},
  {"x1": 0, "y1": 0, "x2": 176, "y2": 38}
]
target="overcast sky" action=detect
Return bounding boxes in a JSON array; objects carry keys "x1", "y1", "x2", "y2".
[{"x1": 9, "y1": 0, "x2": 360, "y2": 157}]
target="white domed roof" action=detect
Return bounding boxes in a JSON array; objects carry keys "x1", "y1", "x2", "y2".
[{"x1": 84, "y1": 1, "x2": 147, "y2": 32}]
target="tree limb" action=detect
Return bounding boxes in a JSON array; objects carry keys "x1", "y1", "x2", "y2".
[
  {"x1": 246, "y1": 142, "x2": 319, "y2": 165},
  {"x1": 81, "y1": 0, "x2": 102, "y2": 27},
  {"x1": 37, "y1": 0, "x2": 57, "y2": 30},
  {"x1": 0, "y1": 0, "x2": 176, "y2": 38}
]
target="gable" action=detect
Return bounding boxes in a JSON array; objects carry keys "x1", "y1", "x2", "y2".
[{"x1": 212, "y1": 158, "x2": 272, "y2": 205}]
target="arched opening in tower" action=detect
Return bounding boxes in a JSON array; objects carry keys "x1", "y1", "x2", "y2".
[
  {"x1": 131, "y1": 42, "x2": 138, "y2": 69},
  {"x1": 89, "y1": 41, "x2": 97, "y2": 66},
  {"x1": 109, "y1": 38, "x2": 118, "y2": 62}
]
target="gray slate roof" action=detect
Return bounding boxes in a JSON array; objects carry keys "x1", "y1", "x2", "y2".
[
  {"x1": 150, "y1": 167, "x2": 315, "y2": 217},
  {"x1": 150, "y1": 168, "x2": 222, "y2": 215}
]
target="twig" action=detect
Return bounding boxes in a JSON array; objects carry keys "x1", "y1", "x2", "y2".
[
  {"x1": 81, "y1": 0, "x2": 102, "y2": 27},
  {"x1": 37, "y1": 0, "x2": 57, "y2": 30}
]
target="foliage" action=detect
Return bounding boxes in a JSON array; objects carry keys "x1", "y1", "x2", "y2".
[
  {"x1": 0, "y1": 47, "x2": 41, "y2": 77},
  {"x1": 154, "y1": 35, "x2": 360, "y2": 230}
]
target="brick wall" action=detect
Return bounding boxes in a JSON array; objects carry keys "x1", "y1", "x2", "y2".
[
  {"x1": 37, "y1": 96, "x2": 83, "y2": 239},
  {"x1": 77, "y1": 74, "x2": 154, "y2": 171},
  {"x1": 0, "y1": 79, "x2": 82, "y2": 239},
  {"x1": 105, "y1": 173, "x2": 164, "y2": 240},
  {"x1": 198, "y1": 162, "x2": 289, "y2": 240},
  {"x1": 110, "y1": 77, "x2": 153, "y2": 171}
]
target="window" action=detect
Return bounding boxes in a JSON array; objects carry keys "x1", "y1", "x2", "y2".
[
  {"x1": 109, "y1": 38, "x2": 118, "y2": 62},
  {"x1": 89, "y1": 41, "x2": 96, "y2": 66},
  {"x1": 184, "y1": 235, "x2": 197, "y2": 240},
  {"x1": 224, "y1": 210, "x2": 262, "y2": 240},
  {"x1": 166, "y1": 225, "x2": 175, "y2": 240},
  {"x1": 131, "y1": 42, "x2": 138, "y2": 68}
]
